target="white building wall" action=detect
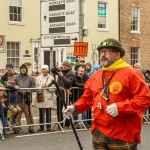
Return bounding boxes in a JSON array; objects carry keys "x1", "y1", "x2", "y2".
[
  {"x1": 0, "y1": 0, "x2": 40, "y2": 74},
  {"x1": 83, "y1": 0, "x2": 119, "y2": 65},
  {"x1": 0, "y1": 0, "x2": 119, "y2": 73}
]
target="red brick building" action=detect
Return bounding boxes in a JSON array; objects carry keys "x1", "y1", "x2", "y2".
[{"x1": 120, "y1": 0, "x2": 150, "y2": 70}]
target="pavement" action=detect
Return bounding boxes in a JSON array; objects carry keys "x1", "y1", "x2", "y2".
[{"x1": 0, "y1": 119, "x2": 150, "y2": 149}]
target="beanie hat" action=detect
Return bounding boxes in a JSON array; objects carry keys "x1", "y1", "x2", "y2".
[
  {"x1": 97, "y1": 38, "x2": 125, "y2": 58},
  {"x1": 85, "y1": 62, "x2": 92, "y2": 67},
  {"x1": 41, "y1": 65, "x2": 49, "y2": 71},
  {"x1": 62, "y1": 60, "x2": 71, "y2": 67},
  {"x1": 6, "y1": 63, "x2": 13, "y2": 68}
]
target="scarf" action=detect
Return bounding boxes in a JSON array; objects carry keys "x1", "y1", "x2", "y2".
[{"x1": 102, "y1": 58, "x2": 131, "y2": 71}]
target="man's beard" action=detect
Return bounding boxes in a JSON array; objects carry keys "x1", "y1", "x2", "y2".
[{"x1": 100, "y1": 58, "x2": 116, "y2": 67}]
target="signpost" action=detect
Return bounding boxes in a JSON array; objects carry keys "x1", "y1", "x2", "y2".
[{"x1": 41, "y1": 0, "x2": 79, "y2": 47}]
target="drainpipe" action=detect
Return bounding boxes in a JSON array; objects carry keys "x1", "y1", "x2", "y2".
[{"x1": 118, "y1": 0, "x2": 121, "y2": 41}]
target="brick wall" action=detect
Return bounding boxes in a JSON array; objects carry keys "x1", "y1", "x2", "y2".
[{"x1": 120, "y1": 0, "x2": 150, "y2": 69}]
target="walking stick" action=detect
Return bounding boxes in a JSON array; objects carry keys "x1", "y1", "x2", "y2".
[{"x1": 51, "y1": 80, "x2": 84, "y2": 150}]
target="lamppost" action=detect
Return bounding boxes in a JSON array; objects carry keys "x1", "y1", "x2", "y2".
[
  {"x1": 34, "y1": 47, "x2": 40, "y2": 75},
  {"x1": 91, "y1": 44, "x2": 98, "y2": 65}
]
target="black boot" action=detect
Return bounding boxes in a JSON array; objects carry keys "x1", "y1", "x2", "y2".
[
  {"x1": 37, "y1": 127, "x2": 44, "y2": 132},
  {"x1": 47, "y1": 127, "x2": 51, "y2": 132}
]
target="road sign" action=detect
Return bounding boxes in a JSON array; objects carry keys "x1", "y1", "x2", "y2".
[
  {"x1": 0, "y1": 35, "x2": 4, "y2": 46},
  {"x1": 74, "y1": 42, "x2": 88, "y2": 56},
  {"x1": 0, "y1": 35, "x2": 5, "y2": 53},
  {"x1": 41, "y1": 33, "x2": 79, "y2": 47},
  {"x1": 41, "y1": 9, "x2": 79, "y2": 34},
  {"x1": 41, "y1": 0, "x2": 79, "y2": 47}
]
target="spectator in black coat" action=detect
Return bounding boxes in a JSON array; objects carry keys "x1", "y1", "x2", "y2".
[
  {"x1": 51, "y1": 60, "x2": 75, "y2": 130},
  {"x1": 72, "y1": 66, "x2": 91, "y2": 128}
]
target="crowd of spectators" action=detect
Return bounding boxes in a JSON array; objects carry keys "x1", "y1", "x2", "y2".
[{"x1": 0, "y1": 59, "x2": 149, "y2": 139}]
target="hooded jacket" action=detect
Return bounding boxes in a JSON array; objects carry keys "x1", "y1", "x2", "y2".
[
  {"x1": 14, "y1": 64, "x2": 35, "y2": 103},
  {"x1": 88, "y1": 64, "x2": 101, "y2": 78}
]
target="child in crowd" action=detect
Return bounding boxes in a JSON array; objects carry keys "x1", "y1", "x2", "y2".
[
  {"x1": 0, "y1": 90, "x2": 9, "y2": 136},
  {"x1": 6, "y1": 80, "x2": 21, "y2": 125}
]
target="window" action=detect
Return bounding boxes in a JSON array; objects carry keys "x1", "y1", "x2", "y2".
[
  {"x1": 98, "y1": 2, "x2": 107, "y2": 29},
  {"x1": 7, "y1": 42, "x2": 20, "y2": 68},
  {"x1": 131, "y1": 47, "x2": 140, "y2": 66},
  {"x1": 9, "y1": 0, "x2": 22, "y2": 22},
  {"x1": 131, "y1": 7, "x2": 140, "y2": 32}
]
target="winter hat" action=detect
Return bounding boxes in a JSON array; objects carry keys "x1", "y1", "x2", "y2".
[
  {"x1": 41, "y1": 65, "x2": 49, "y2": 71},
  {"x1": 97, "y1": 38, "x2": 125, "y2": 58},
  {"x1": 6, "y1": 63, "x2": 13, "y2": 68},
  {"x1": 85, "y1": 62, "x2": 92, "y2": 67},
  {"x1": 62, "y1": 60, "x2": 71, "y2": 67}
]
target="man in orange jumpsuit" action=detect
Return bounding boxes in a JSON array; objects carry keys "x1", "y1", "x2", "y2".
[{"x1": 64, "y1": 38, "x2": 150, "y2": 150}]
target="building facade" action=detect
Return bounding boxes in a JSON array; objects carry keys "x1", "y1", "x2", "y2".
[
  {"x1": 0, "y1": 0, "x2": 119, "y2": 74},
  {"x1": 0, "y1": 0, "x2": 41, "y2": 74},
  {"x1": 120, "y1": 0, "x2": 150, "y2": 69},
  {"x1": 66, "y1": 0, "x2": 119, "y2": 65}
]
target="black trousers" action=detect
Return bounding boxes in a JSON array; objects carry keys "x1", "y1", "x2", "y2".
[
  {"x1": 56, "y1": 96, "x2": 71, "y2": 128},
  {"x1": 57, "y1": 97, "x2": 64, "y2": 127},
  {"x1": 87, "y1": 109, "x2": 92, "y2": 125},
  {"x1": 39, "y1": 108, "x2": 51, "y2": 129}
]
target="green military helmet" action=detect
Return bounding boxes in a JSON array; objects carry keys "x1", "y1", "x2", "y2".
[{"x1": 97, "y1": 38, "x2": 125, "y2": 58}]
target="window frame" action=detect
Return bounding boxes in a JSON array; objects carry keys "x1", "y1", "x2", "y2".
[
  {"x1": 7, "y1": 41, "x2": 20, "y2": 69},
  {"x1": 9, "y1": 0, "x2": 23, "y2": 24},
  {"x1": 130, "y1": 47, "x2": 140, "y2": 67},
  {"x1": 131, "y1": 7, "x2": 140, "y2": 33}
]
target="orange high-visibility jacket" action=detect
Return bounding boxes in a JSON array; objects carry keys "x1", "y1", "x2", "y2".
[{"x1": 75, "y1": 67, "x2": 150, "y2": 143}]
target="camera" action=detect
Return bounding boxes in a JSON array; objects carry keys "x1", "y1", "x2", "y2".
[{"x1": 51, "y1": 66, "x2": 63, "y2": 75}]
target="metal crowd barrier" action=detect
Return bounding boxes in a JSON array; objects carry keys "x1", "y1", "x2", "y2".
[
  {"x1": 67, "y1": 87, "x2": 93, "y2": 130},
  {"x1": 143, "y1": 109, "x2": 150, "y2": 124},
  {"x1": 0, "y1": 86, "x2": 93, "y2": 139},
  {"x1": 1, "y1": 86, "x2": 149, "y2": 140}
]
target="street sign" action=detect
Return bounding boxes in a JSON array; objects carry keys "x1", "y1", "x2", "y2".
[
  {"x1": 74, "y1": 42, "x2": 88, "y2": 56},
  {"x1": 41, "y1": 9, "x2": 79, "y2": 34},
  {"x1": 0, "y1": 35, "x2": 4, "y2": 46},
  {"x1": 0, "y1": 35, "x2": 5, "y2": 53},
  {"x1": 41, "y1": 0, "x2": 79, "y2": 47},
  {"x1": 41, "y1": 33, "x2": 79, "y2": 47},
  {"x1": 98, "y1": 2, "x2": 106, "y2": 16}
]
